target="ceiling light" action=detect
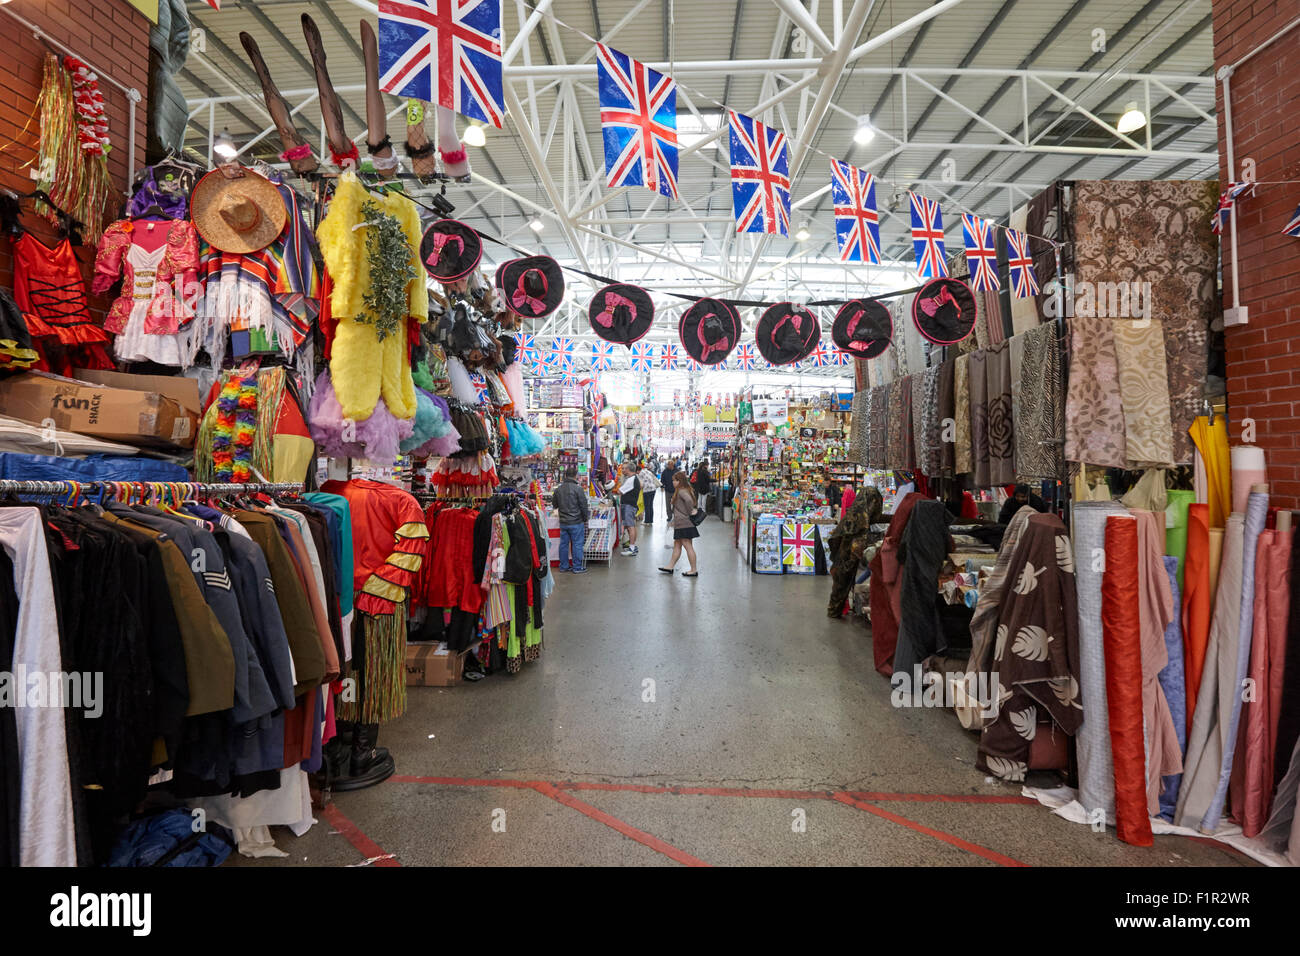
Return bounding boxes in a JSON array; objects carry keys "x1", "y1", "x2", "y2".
[
  {"x1": 462, "y1": 124, "x2": 486, "y2": 148},
  {"x1": 529, "y1": 218, "x2": 545, "y2": 233},
  {"x1": 1116, "y1": 102, "x2": 1146, "y2": 134},
  {"x1": 795, "y1": 223, "x2": 811, "y2": 242},
  {"x1": 853, "y1": 115, "x2": 875, "y2": 146},
  {"x1": 213, "y1": 129, "x2": 238, "y2": 160}
]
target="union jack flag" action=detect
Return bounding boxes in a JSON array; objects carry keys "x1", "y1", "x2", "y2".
[
  {"x1": 807, "y1": 344, "x2": 832, "y2": 368},
  {"x1": 378, "y1": 0, "x2": 505, "y2": 128},
  {"x1": 830, "y1": 159, "x2": 881, "y2": 263},
  {"x1": 659, "y1": 344, "x2": 679, "y2": 370},
  {"x1": 1006, "y1": 228, "x2": 1039, "y2": 299},
  {"x1": 590, "y1": 340, "x2": 617, "y2": 371},
  {"x1": 734, "y1": 343, "x2": 757, "y2": 371},
  {"x1": 549, "y1": 336, "x2": 575, "y2": 372},
  {"x1": 468, "y1": 371, "x2": 489, "y2": 405},
  {"x1": 515, "y1": 333, "x2": 540, "y2": 369},
  {"x1": 596, "y1": 45, "x2": 678, "y2": 199},
  {"x1": 830, "y1": 348, "x2": 850, "y2": 366},
  {"x1": 781, "y1": 522, "x2": 816, "y2": 572},
  {"x1": 629, "y1": 341, "x2": 653, "y2": 372},
  {"x1": 1211, "y1": 181, "x2": 1255, "y2": 235},
  {"x1": 1284, "y1": 204, "x2": 1300, "y2": 239},
  {"x1": 729, "y1": 110, "x2": 790, "y2": 235},
  {"x1": 961, "y1": 213, "x2": 1000, "y2": 292},
  {"x1": 909, "y1": 193, "x2": 947, "y2": 279}
]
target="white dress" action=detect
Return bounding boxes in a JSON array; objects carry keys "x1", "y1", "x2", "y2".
[{"x1": 112, "y1": 243, "x2": 197, "y2": 366}]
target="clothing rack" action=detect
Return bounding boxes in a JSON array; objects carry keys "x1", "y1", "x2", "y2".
[{"x1": 0, "y1": 480, "x2": 305, "y2": 501}]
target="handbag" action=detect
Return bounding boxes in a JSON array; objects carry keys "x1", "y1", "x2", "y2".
[{"x1": 690, "y1": 506, "x2": 707, "y2": 526}]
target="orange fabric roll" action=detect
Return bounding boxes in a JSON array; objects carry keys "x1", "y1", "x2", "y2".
[
  {"x1": 1103, "y1": 515, "x2": 1154, "y2": 847},
  {"x1": 1182, "y1": 503, "x2": 1212, "y2": 736}
]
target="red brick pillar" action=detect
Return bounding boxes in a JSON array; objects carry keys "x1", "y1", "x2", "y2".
[{"x1": 1214, "y1": 0, "x2": 1300, "y2": 509}]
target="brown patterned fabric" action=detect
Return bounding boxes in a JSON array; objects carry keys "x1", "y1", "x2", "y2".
[
  {"x1": 1071, "y1": 180, "x2": 1216, "y2": 464},
  {"x1": 886, "y1": 379, "x2": 905, "y2": 470},
  {"x1": 848, "y1": 389, "x2": 869, "y2": 464},
  {"x1": 920, "y1": 365, "x2": 945, "y2": 475},
  {"x1": 901, "y1": 374, "x2": 917, "y2": 470},
  {"x1": 1027, "y1": 184, "x2": 1068, "y2": 324},
  {"x1": 870, "y1": 384, "x2": 888, "y2": 469},
  {"x1": 938, "y1": 357, "x2": 956, "y2": 476},
  {"x1": 1113, "y1": 318, "x2": 1175, "y2": 467},
  {"x1": 912, "y1": 372, "x2": 927, "y2": 472},
  {"x1": 969, "y1": 349, "x2": 990, "y2": 487},
  {"x1": 1064, "y1": 315, "x2": 1126, "y2": 467},
  {"x1": 986, "y1": 340, "x2": 1015, "y2": 485},
  {"x1": 954, "y1": 354, "x2": 972, "y2": 474},
  {"x1": 1016, "y1": 322, "x2": 1064, "y2": 480}
]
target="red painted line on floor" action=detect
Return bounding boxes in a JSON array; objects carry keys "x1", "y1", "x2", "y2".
[
  {"x1": 528, "y1": 782, "x2": 712, "y2": 867},
  {"x1": 556, "y1": 781, "x2": 839, "y2": 800},
  {"x1": 320, "y1": 802, "x2": 401, "y2": 867},
  {"x1": 390, "y1": 774, "x2": 541, "y2": 790},
  {"x1": 847, "y1": 791, "x2": 1038, "y2": 805},
  {"x1": 831, "y1": 792, "x2": 1029, "y2": 867}
]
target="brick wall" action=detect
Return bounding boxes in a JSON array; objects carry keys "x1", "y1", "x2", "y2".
[
  {"x1": 1214, "y1": 0, "x2": 1300, "y2": 509},
  {"x1": 0, "y1": 0, "x2": 151, "y2": 322}
]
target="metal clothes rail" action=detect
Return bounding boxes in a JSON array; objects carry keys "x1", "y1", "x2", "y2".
[{"x1": 0, "y1": 480, "x2": 305, "y2": 501}]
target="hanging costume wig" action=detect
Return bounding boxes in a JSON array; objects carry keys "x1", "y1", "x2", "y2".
[{"x1": 316, "y1": 171, "x2": 427, "y2": 423}]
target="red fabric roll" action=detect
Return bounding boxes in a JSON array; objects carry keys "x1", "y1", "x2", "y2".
[
  {"x1": 1102, "y1": 515, "x2": 1153, "y2": 847},
  {"x1": 1182, "y1": 502, "x2": 1212, "y2": 736}
]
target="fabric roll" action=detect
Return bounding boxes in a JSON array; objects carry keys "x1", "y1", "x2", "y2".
[
  {"x1": 1009, "y1": 332, "x2": 1025, "y2": 458},
  {"x1": 968, "y1": 350, "x2": 990, "y2": 487},
  {"x1": 870, "y1": 384, "x2": 888, "y2": 470},
  {"x1": 892, "y1": 499, "x2": 952, "y2": 679},
  {"x1": 902, "y1": 375, "x2": 918, "y2": 471},
  {"x1": 1181, "y1": 503, "x2": 1212, "y2": 735},
  {"x1": 911, "y1": 373, "x2": 927, "y2": 472},
  {"x1": 1113, "y1": 319, "x2": 1175, "y2": 467},
  {"x1": 986, "y1": 341, "x2": 1014, "y2": 485},
  {"x1": 984, "y1": 288, "x2": 1006, "y2": 345},
  {"x1": 1175, "y1": 514, "x2": 1245, "y2": 831},
  {"x1": 1074, "y1": 500, "x2": 1126, "y2": 822},
  {"x1": 1276, "y1": 531, "x2": 1300, "y2": 791},
  {"x1": 868, "y1": 492, "x2": 925, "y2": 676},
  {"x1": 1259, "y1": 736, "x2": 1300, "y2": 865},
  {"x1": 1015, "y1": 322, "x2": 1063, "y2": 480},
  {"x1": 1101, "y1": 514, "x2": 1153, "y2": 846},
  {"x1": 1190, "y1": 415, "x2": 1231, "y2": 527},
  {"x1": 1158, "y1": 555, "x2": 1187, "y2": 818},
  {"x1": 1064, "y1": 316, "x2": 1126, "y2": 468},
  {"x1": 1229, "y1": 446, "x2": 1266, "y2": 516},
  {"x1": 847, "y1": 390, "x2": 869, "y2": 464},
  {"x1": 1121, "y1": 468, "x2": 1168, "y2": 513},
  {"x1": 954, "y1": 354, "x2": 972, "y2": 474},
  {"x1": 1165, "y1": 489, "x2": 1195, "y2": 590},
  {"x1": 886, "y1": 379, "x2": 905, "y2": 470},
  {"x1": 1132, "y1": 510, "x2": 1181, "y2": 817},
  {"x1": 1208, "y1": 526, "x2": 1224, "y2": 606},
  {"x1": 1232, "y1": 527, "x2": 1293, "y2": 836},
  {"x1": 1201, "y1": 490, "x2": 1269, "y2": 831},
  {"x1": 938, "y1": 358, "x2": 956, "y2": 476}
]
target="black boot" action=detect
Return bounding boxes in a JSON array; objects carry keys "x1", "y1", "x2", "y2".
[{"x1": 332, "y1": 722, "x2": 394, "y2": 791}]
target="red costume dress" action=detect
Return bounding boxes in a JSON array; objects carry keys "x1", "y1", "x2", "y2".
[{"x1": 11, "y1": 233, "x2": 112, "y2": 373}]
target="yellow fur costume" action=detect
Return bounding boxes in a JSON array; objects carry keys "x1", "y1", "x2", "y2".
[{"x1": 317, "y1": 171, "x2": 428, "y2": 421}]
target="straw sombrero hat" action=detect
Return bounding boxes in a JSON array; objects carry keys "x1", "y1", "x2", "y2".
[{"x1": 191, "y1": 167, "x2": 287, "y2": 254}]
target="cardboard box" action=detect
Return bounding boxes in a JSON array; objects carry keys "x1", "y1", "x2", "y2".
[
  {"x1": 73, "y1": 368, "x2": 201, "y2": 417},
  {"x1": 0, "y1": 371, "x2": 197, "y2": 450},
  {"x1": 405, "y1": 642, "x2": 467, "y2": 687}
]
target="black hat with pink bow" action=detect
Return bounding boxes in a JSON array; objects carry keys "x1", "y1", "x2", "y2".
[
  {"x1": 588, "y1": 283, "x2": 654, "y2": 345},
  {"x1": 831, "y1": 298, "x2": 892, "y2": 359},
  {"x1": 755, "y1": 303, "x2": 820, "y2": 366},
  {"x1": 498, "y1": 255, "x2": 565, "y2": 319},
  {"x1": 911, "y1": 276, "x2": 976, "y2": 345},
  {"x1": 679, "y1": 298, "x2": 740, "y2": 366},
  {"x1": 419, "y1": 219, "x2": 482, "y2": 282}
]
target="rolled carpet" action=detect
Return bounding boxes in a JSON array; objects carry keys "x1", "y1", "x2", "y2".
[
  {"x1": 1174, "y1": 514, "x2": 1245, "y2": 831},
  {"x1": 1181, "y1": 503, "x2": 1212, "y2": 737},
  {"x1": 1074, "y1": 500, "x2": 1127, "y2": 823},
  {"x1": 1102, "y1": 514, "x2": 1152, "y2": 846},
  {"x1": 1201, "y1": 490, "x2": 1269, "y2": 831},
  {"x1": 1165, "y1": 489, "x2": 1195, "y2": 590}
]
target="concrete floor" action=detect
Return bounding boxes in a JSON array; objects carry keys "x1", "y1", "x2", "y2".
[{"x1": 234, "y1": 514, "x2": 1251, "y2": 867}]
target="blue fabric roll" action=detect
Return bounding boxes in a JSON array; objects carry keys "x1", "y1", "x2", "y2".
[
  {"x1": 0, "y1": 452, "x2": 189, "y2": 482},
  {"x1": 1158, "y1": 554, "x2": 1187, "y2": 819},
  {"x1": 1204, "y1": 489, "x2": 1269, "y2": 830}
]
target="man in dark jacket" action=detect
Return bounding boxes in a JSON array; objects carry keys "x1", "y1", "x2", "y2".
[
  {"x1": 997, "y1": 483, "x2": 1046, "y2": 525},
  {"x1": 551, "y1": 467, "x2": 590, "y2": 573},
  {"x1": 660, "y1": 458, "x2": 678, "y2": 522}
]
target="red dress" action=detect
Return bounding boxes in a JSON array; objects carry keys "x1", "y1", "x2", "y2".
[{"x1": 11, "y1": 233, "x2": 112, "y2": 373}]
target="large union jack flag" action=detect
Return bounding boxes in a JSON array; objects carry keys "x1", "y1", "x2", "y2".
[
  {"x1": 596, "y1": 45, "x2": 678, "y2": 199},
  {"x1": 909, "y1": 193, "x2": 947, "y2": 279},
  {"x1": 830, "y1": 159, "x2": 881, "y2": 263},
  {"x1": 515, "y1": 332, "x2": 540, "y2": 369},
  {"x1": 781, "y1": 522, "x2": 817, "y2": 572},
  {"x1": 629, "y1": 341, "x2": 654, "y2": 372},
  {"x1": 549, "y1": 336, "x2": 575, "y2": 372},
  {"x1": 729, "y1": 111, "x2": 790, "y2": 235},
  {"x1": 378, "y1": 0, "x2": 505, "y2": 128},
  {"x1": 734, "y1": 343, "x2": 757, "y2": 370},
  {"x1": 1006, "y1": 228, "x2": 1039, "y2": 299},
  {"x1": 961, "y1": 213, "x2": 1000, "y2": 292},
  {"x1": 590, "y1": 340, "x2": 617, "y2": 371},
  {"x1": 659, "y1": 343, "x2": 679, "y2": 370}
]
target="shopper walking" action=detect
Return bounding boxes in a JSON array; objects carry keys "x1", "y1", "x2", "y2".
[
  {"x1": 692, "y1": 460, "x2": 713, "y2": 513},
  {"x1": 618, "y1": 463, "x2": 641, "y2": 556},
  {"x1": 637, "y1": 460, "x2": 660, "y2": 526},
  {"x1": 660, "y1": 471, "x2": 700, "y2": 576},
  {"x1": 551, "y1": 466, "x2": 589, "y2": 573},
  {"x1": 660, "y1": 457, "x2": 678, "y2": 522}
]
